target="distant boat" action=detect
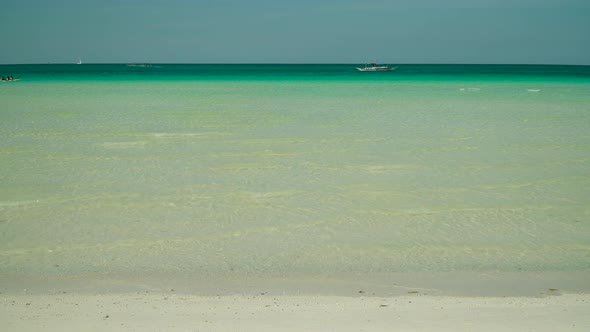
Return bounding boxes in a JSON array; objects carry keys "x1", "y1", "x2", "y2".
[
  {"x1": 127, "y1": 63, "x2": 153, "y2": 68},
  {"x1": 77, "y1": 59, "x2": 82, "y2": 65},
  {"x1": 1, "y1": 78, "x2": 20, "y2": 82},
  {"x1": 356, "y1": 63, "x2": 396, "y2": 72}
]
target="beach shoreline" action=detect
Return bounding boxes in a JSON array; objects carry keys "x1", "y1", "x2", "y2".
[
  {"x1": 2, "y1": 270, "x2": 590, "y2": 297},
  {"x1": 2, "y1": 292, "x2": 588, "y2": 332},
  {"x1": 4, "y1": 270, "x2": 589, "y2": 331}
]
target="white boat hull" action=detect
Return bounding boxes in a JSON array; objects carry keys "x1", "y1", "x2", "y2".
[{"x1": 356, "y1": 67, "x2": 394, "y2": 71}]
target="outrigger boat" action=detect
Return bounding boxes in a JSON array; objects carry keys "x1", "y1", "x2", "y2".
[{"x1": 356, "y1": 63, "x2": 397, "y2": 71}]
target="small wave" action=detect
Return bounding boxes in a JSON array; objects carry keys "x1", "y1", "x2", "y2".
[
  {"x1": 527, "y1": 89, "x2": 541, "y2": 92},
  {"x1": 0, "y1": 200, "x2": 40, "y2": 208},
  {"x1": 459, "y1": 88, "x2": 481, "y2": 92},
  {"x1": 151, "y1": 132, "x2": 229, "y2": 138},
  {"x1": 100, "y1": 141, "x2": 148, "y2": 149}
]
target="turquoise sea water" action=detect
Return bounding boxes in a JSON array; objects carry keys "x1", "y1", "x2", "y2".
[{"x1": 1, "y1": 65, "x2": 589, "y2": 288}]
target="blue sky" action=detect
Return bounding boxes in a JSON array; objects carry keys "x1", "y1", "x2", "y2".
[{"x1": 1, "y1": 0, "x2": 589, "y2": 64}]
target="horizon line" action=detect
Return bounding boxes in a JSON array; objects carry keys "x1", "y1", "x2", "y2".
[{"x1": 1, "y1": 62, "x2": 589, "y2": 67}]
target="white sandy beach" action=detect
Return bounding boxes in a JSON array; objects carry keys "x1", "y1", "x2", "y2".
[{"x1": 2, "y1": 293, "x2": 589, "y2": 332}]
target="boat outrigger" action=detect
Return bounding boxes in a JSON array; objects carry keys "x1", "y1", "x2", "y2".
[{"x1": 356, "y1": 63, "x2": 397, "y2": 72}]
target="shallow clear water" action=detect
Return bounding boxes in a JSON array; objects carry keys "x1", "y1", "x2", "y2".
[{"x1": 1, "y1": 64, "x2": 589, "y2": 278}]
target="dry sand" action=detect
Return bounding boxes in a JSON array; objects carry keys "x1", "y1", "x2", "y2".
[{"x1": 2, "y1": 292, "x2": 589, "y2": 331}]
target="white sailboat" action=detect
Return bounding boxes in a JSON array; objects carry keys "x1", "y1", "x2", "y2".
[
  {"x1": 356, "y1": 63, "x2": 396, "y2": 71},
  {"x1": 77, "y1": 58, "x2": 82, "y2": 65}
]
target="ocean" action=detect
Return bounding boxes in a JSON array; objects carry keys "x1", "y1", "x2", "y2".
[{"x1": 1, "y1": 64, "x2": 589, "y2": 293}]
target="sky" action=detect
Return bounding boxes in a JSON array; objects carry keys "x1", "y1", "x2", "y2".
[{"x1": 1, "y1": 0, "x2": 589, "y2": 64}]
